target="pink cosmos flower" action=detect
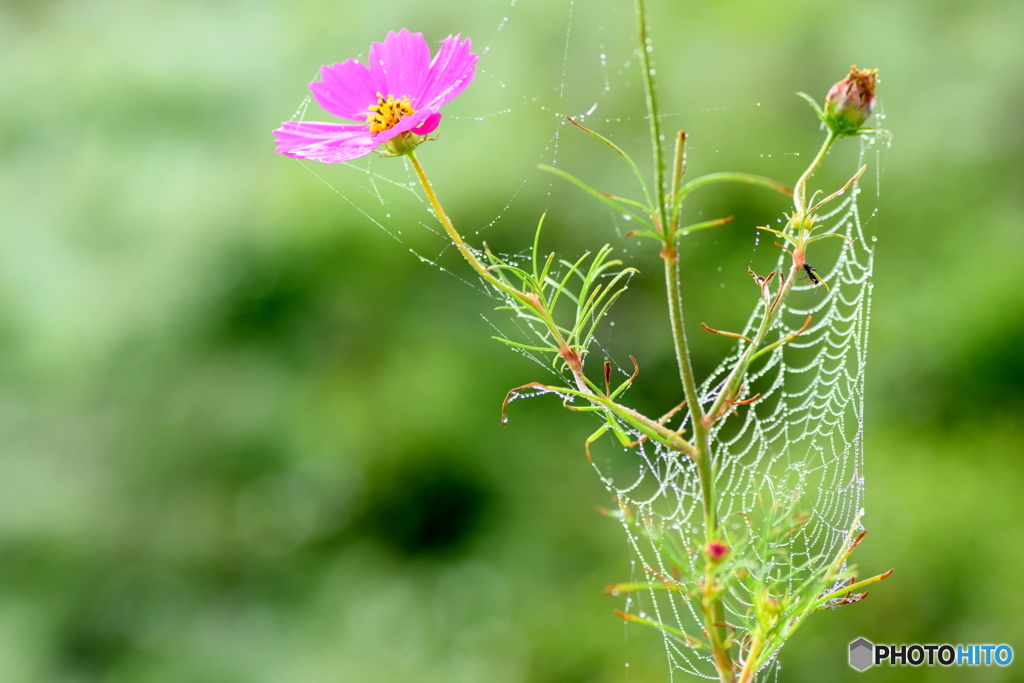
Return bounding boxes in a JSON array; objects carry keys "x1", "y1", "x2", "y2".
[{"x1": 273, "y1": 29, "x2": 477, "y2": 163}]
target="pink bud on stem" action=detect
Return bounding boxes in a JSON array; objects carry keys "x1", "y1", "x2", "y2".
[
  {"x1": 823, "y1": 66, "x2": 878, "y2": 136},
  {"x1": 704, "y1": 540, "x2": 729, "y2": 564}
]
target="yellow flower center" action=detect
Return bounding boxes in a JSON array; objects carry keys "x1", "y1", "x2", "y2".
[{"x1": 366, "y1": 93, "x2": 415, "y2": 133}]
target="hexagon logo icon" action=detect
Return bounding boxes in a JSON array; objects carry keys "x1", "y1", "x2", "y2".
[{"x1": 849, "y1": 637, "x2": 874, "y2": 671}]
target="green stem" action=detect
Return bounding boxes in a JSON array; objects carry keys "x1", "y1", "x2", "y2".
[
  {"x1": 664, "y1": 255, "x2": 714, "y2": 528},
  {"x1": 793, "y1": 131, "x2": 837, "y2": 214},
  {"x1": 699, "y1": 567, "x2": 735, "y2": 683},
  {"x1": 411, "y1": 148, "x2": 697, "y2": 447},
  {"x1": 706, "y1": 129, "x2": 839, "y2": 424},
  {"x1": 705, "y1": 259, "x2": 802, "y2": 424},
  {"x1": 634, "y1": 0, "x2": 715, "y2": 545},
  {"x1": 634, "y1": 0, "x2": 669, "y2": 237},
  {"x1": 737, "y1": 634, "x2": 765, "y2": 683},
  {"x1": 634, "y1": 0, "x2": 706, "y2": 463},
  {"x1": 408, "y1": 149, "x2": 596, "y2": 394},
  {"x1": 407, "y1": 150, "x2": 498, "y2": 287},
  {"x1": 670, "y1": 130, "x2": 687, "y2": 230},
  {"x1": 634, "y1": 2, "x2": 732, "y2": 679}
]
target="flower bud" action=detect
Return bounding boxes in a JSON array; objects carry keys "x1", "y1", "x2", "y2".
[
  {"x1": 754, "y1": 589, "x2": 782, "y2": 629},
  {"x1": 823, "y1": 66, "x2": 878, "y2": 136},
  {"x1": 704, "y1": 541, "x2": 729, "y2": 564}
]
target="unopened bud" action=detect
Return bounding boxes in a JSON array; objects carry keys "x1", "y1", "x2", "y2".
[
  {"x1": 824, "y1": 66, "x2": 878, "y2": 136},
  {"x1": 704, "y1": 541, "x2": 729, "y2": 564},
  {"x1": 755, "y1": 590, "x2": 782, "y2": 629}
]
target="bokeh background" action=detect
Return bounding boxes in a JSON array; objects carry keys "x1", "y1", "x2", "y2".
[{"x1": 2, "y1": 0, "x2": 1022, "y2": 681}]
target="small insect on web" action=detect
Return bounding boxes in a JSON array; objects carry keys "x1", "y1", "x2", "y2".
[{"x1": 801, "y1": 262, "x2": 828, "y2": 291}]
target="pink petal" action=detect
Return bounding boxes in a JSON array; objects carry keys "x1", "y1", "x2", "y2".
[
  {"x1": 412, "y1": 112, "x2": 442, "y2": 136},
  {"x1": 418, "y1": 35, "x2": 477, "y2": 110},
  {"x1": 311, "y1": 58, "x2": 378, "y2": 122},
  {"x1": 272, "y1": 120, "x2": 378, "y2": 163},
  {"x1": 370, "y1": 108, "x2": 440, "y2": 145},
  {"x1": 367, "y1": 29, "x2": 431, "y2": 102}
]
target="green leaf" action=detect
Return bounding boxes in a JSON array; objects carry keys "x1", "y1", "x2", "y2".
[
  {"x1": 672, "y1": 172, "x2": 791, "y2": 235},
  {"x1": 491, "y1": 337, "x2": 557, "y2": 353},
  {"x1": 531, "y1": 213, "x2": 546, "y2": 282},
  {"x1": 548, "y1": 251, "x2": 592, "y2": 316},
  {"x1": 564, "y1": 116, "x2": 655, "y2": 210},
  {"x1": 677, "y1": 216, "x2": 735, "y2": 236},
  {"x1": 678, "y1": 172, "x2": 792, "y2": 199},
  {"x1": 796, "y1": 91, "x2": 826, "y2": 122},
  {"x1": 538, "y1": 164, "x2": 653, "y2": 228},
  {"x1": 615, "y1": 610, "x2": 696, "y2": 645}
]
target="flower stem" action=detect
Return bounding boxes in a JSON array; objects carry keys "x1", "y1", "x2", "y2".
[
  {"x1": 634, "y1": 0, "x2": 707, "y2": 465},
  {"x1": 634, "y1": 1, "x2": 732, "y2": 679},
  {"x1": 407, "y1": 149, "x2": 596, "y2": 394},
  {"x1": 737, "y1": 635, "x2": 764, "y2": 683},
  {"x1": 663, "y1": 254, "x2": 714, "y2": 528},
  {"x1": 794, "y1": 131, "x2": 837, "y2": 214},
  {"x1": 407, "y1": 150, "x2": 499, "y2": 287},
  {"x1": 706, "y1": 128, "x2": 839, "y2": 424},
  {"x1": 634, "y1": 0, "x2": 669, "y2": 238},
  {"x1": 704, "y1": 259, "x2": 801, "y2": 425}
]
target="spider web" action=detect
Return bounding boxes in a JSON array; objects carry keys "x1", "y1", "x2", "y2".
[
  {"x1": 597, "y1": 136, "x2": 883, "y2": 679},
  {"x1": 281, "y1": 1, "x2": 885, "y2": 679}
]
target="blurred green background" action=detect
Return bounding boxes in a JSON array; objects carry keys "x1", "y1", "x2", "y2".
[{"x1": 2, "y1": 0, "x2": 1022, "y2": 681}]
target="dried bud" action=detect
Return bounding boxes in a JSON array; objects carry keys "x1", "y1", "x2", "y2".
[
  {"x1": 704, "y1": 541, "x2": 729, "y2": 564},
  {"x1": 824, "y1": 66, "x2": 878, "y2": 136}
]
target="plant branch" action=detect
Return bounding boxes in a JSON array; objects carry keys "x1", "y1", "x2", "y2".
[
  {"x1": 634, "y1": 0, "x2": 669, "y2": 237},
  {"x1": 706, "y1": 128, "x2": 842, "y2": 425},
  {"x1": 408, "y1": 150, "x2": 592, "y2": 393},
  {"x1": 737, "y1": 634, "x2": 764, "y2": 683},
  {"x1": 408, "y1": 150, "x2": 502, "y2": 287},
  {"x1": 634, "y1": 2, "x2": 732, "y2": 679},
  {"x1": 794, "y1": 131, "x2": 837, "y2": 214}
]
